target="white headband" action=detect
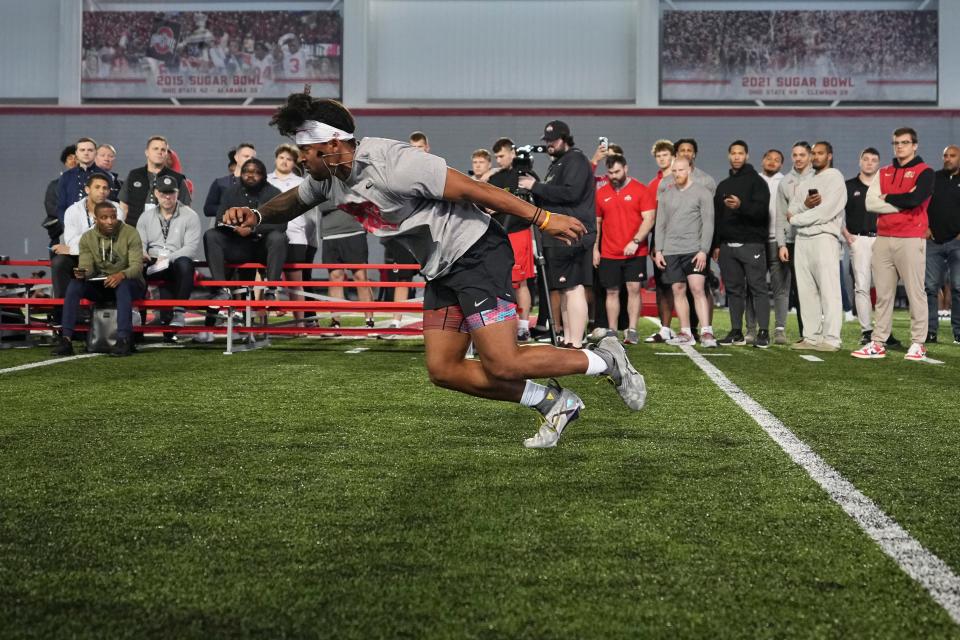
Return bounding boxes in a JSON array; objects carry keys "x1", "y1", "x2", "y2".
[{"x1": 294, "y1": 120, "x2": 355, "y2": 145}]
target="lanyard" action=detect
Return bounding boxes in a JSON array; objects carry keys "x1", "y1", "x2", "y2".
[{"x1": 158, "y1": 204, "x2": 178, "y2": 243}]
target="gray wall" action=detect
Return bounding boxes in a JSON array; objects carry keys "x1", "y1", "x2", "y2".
[{"x1": 3, "y1": 107, "x2": 960, "y2": 261}]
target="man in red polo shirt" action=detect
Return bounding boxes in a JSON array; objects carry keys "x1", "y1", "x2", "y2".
[{"x1": 594, "y1": 154, "x2": 656, "y2": 344}]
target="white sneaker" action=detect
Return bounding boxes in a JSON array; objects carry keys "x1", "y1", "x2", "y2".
[
  {"x1": 193, "y1": 331, "x2": 215, "y2": 343},
  {"x1": 667, "y1": 332, "x2": 695, "y2": 346},
  {"x1": 845, "y1": 310, "x2": 856, "y2": 322},
  {"x1": 523, "y1": 385, "x2": 585, "y2": 449},
  {"x1": 904, "y1": 343, "x2": 927, "y2": 361}
]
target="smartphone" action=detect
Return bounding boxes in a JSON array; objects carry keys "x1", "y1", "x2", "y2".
[
  {"x1": 808, "y1": 188, "x2": 819, "y2": 196},
  {"x1": 598, "y1": 136, "x2": 609, "y2": 150}
]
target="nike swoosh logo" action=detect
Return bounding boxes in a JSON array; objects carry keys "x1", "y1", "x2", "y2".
[
  {"x1": 754, "y1": 254, "x2": 761, "y2": 259},
  {"x1": 474, "y1": 298, "x2": 488, "y2": 307},
  {"x1": 604, "y1": 197, "x2": 613, "y2": 202}
]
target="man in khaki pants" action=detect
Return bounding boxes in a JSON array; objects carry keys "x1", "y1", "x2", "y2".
[
  {"x1": 853, "y1": 127, "x2": 934, "y2": 361},
  {"x1": 786, "y1": 141, "x2": 847, "y2": 351}
]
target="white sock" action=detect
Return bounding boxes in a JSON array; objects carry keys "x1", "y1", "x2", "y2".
[
  {"x1": 702, "y1": 325, "x2": 713, "y2": 335},
  {"x1": 584, "y1": 349, "x2": 609, "y2": 375},
  {"x1": 681, "y1": 326, "x2": 691, "y2": 335},
  {"x1": 519, "y1": 380, "x2": 549, "y2": 407},
  {"x1": 518, "y1": 319, "x2": 529, "y2": 330},
  {"x1": 659, "y1": 326, "x2": 672, "y2": 338}
]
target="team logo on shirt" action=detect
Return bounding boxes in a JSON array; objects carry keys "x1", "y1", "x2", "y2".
[
  {"x1": 337, "y1": 201, "x2": 398, "y2": 233},
  {"x1": 624, "y1": 195, "x2": 632, "y2": 201},
  {"x1": 905, "y1": 171, "x2": 915, "y2": 178},
  {"x1": 854, "y1": 190, "x2": 861, "y2": 197}
]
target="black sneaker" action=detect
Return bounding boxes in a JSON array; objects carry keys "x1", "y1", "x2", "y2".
[
  {"x1": 754, "y1": 329, "x2": 770, "y2": 349},
  {"x1": 110, "y1": 337, "x2": 133, "y2": 357},
  {"x1": 718, "y1": 330, "x2": 746, "y2": 346},
  {"x1": 886, "y1": 334, "x2": 902, "y2": 348},
  {"x1": 925, "y1": 332, "x2": 938, "y2": 344},
  {"x1": 860, "y1": 330, "x2": 873, "y2": 346},
  {"x1": 51, "y1": 336, "x2": 73, "y2": 356}
]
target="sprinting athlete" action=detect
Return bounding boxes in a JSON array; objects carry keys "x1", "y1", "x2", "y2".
[{"x1": 223, "y1": 93, "x2": 646, "y2": 448}]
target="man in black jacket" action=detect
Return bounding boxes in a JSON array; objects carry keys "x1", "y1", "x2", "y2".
[
  {"x1": 518, "y1": 121, "x2": 596, "y2": 347},
  {"x1": 119, "y1": 135, "x2": 191, "y2": 227},
  {"x1": 42, "y1": 145, "x2": 76, "y2": 245},
  {"x1": 925, "y1": 144, "x2": 960, "y2": 343},
  {"x1": 713, "y1": 140, "x2": 772, "y2": 348},
  {"x1": 203, "y1": 157, "x2": 286, "y2": 301}
]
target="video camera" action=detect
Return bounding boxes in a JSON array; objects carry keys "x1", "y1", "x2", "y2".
[{"x1": 513, "y1": 144, "x2": 548, "y2": 174}]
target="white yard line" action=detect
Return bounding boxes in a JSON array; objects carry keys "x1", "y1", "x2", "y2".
[
  {"x1": 0, "y1": 353, "x2": 101, "y2": 374},
  {"x1": 799, "y1": 355, "x2": 823, "y2": 362},
  {"x1": 679, "y1": 344, "x2": 960, "y2": 625}
]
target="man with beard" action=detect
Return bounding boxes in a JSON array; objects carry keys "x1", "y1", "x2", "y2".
[
  {"x1": 786, "y1": 141, "x2": 847, "y2": 352},
  {"x1": 51, "y1": 201, "x2": 144, "y2": 358},
  {"x1": 923, "y1": 144, "x2": 960, "y2": 345},
  {"x1": 203, "y1": 157, "x2": 286, "y2": 301},
  {"x1": 652, "y1": 158, "x2": 715, "y2": 347},
  {"x1": 518, "y1": 121, "x2": 596, "y2": 348},
  {"x1": 776, "y1": 141, "x2": 815, "y2": 342},
  {"x1": 745, "y1": 149, "x2": 786, "y2": 344},
  {"x1": 713, "y1": 140, "x2": 772, "y2": 348},
  {"x1": 593, "y1": 154, "x2": 655, "y2": 344},
  {"x1": 221, "y1": 94, "x2": 646, "y2": 449}
]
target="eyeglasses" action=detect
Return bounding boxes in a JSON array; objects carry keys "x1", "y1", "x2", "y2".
[{"x1": 892, "y1": 140, "x2": 915, "y2": 146}]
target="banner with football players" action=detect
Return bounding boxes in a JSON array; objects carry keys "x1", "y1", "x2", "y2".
[
  {"x1": 81, "y1": 8, "x2": 342, "y2": 100},
  {"x1": 660, "y1": 10, "x2": 938, "y2": 103}
]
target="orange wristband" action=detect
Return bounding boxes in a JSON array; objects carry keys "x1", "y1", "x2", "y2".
[{"x1": 538, "y1": 210, "x2": 552, "y2": 230}]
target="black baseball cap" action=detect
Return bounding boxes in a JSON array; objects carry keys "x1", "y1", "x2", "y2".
[
  {"x1": 541, "y1": 120, "x2": 570, "y2": 142},
  {"x1": 156, "y1": 174, "x2": 179, "y2": 193}
]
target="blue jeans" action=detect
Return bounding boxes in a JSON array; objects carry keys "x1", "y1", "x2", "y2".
[
  {"x1": 925, "y1": 237, "x2": 960, "y2": 336},
  {"x1": 62, "y1": 278, "x2": 145, "y2": 339}
]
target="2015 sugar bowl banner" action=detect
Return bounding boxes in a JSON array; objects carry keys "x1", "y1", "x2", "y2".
[
  {"x1": 660, "y1": 10, "x2": 937, "y2": 103},
  {"x1": 81, "y1": 8, "x2": 342, "y2": 99}
]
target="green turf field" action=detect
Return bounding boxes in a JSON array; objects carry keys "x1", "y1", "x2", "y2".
[{"x1": 1, "y1": 310, "x2": 958, "y2": 639}]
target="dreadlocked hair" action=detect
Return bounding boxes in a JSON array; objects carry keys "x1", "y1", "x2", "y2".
[{"x1": 270, "y1": 93, "x2": 356, "y2": 139}]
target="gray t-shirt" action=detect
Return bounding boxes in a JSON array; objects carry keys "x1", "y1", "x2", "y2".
[
  {"x1": 653, "y1": 181, "x2": 715, "y2": 256},
  {"x1": 298, "y1": 137, "x2": 490, "y2": 280}
]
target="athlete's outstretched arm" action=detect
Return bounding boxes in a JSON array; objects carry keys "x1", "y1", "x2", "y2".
[
  {"x1": 441, "y1": 168, "x2": 585, "y2": 244},
  {"x1": 220, "y1": 188, "x2": 314, "y2": 227}
]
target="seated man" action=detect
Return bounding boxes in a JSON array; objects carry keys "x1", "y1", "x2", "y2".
[
  {"x1": 52, "y1": 202, "x2": 145, "y2": 357},
  {"x1": 136, "y1": 174, "x2": 202, "y2": 327},
  {"x1": 49, "y1": 174, "x2": 123, "y2": 324},
  {"x1": 203, "y1": 158, "x2": 286, "y2": 300}
]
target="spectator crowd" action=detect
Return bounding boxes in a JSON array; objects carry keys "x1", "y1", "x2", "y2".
[
  {"x1": 661, "y1": 10, "x2": 937, "y2": 78},
  {"x1": 30, "y1": 122, "x2": 960, "y2": 363}
]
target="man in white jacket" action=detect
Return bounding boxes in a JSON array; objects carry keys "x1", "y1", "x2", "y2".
[{"x1": 787, "y1": 141, "x2": 847, "y2": 351}]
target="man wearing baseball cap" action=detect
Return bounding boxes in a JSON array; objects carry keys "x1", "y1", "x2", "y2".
[
  {"x1": 517, "y1": 121, "x2": 597, "y2": 347},
  {"x1": 136, "y1": 174, "x2": 202, "y2": 330}
]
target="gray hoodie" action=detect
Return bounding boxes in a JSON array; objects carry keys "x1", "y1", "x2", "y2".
[{"x1": 776, "y1": 166, "x2": 815, "y2": 246}]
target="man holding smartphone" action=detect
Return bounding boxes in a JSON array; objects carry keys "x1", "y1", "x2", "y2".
[{"x1": 786, "y1": 141, "x2": 847, "y2": 351}]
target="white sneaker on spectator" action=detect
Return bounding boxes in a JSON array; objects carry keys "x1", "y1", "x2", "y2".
[
  {"x1": 193, "y1": 331, "x2": 215, "y2": 343},
  {"x1": 904, "y1": 343, "x2": 927, "y2": 361},
  {"x1": 169, "y1": 310, "x2": 186, "y2": 327},
  {"x1": 667, "y1": 332, "x2": 695, "y2": 346}
]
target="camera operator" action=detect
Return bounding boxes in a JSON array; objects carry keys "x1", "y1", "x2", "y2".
[
  {"x1": 488, "y1": 138, "x2": 541, "y2": 341},
  {"x1": 518, "y1": 121, "x2": 596, "y2": 348}
]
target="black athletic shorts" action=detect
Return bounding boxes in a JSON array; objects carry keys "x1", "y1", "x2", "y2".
[
  {"x1": 543, "y1": 233, "x2": 594, "y2": 291},
  {"x1": 663, "y1": 252, "x2": 707, "y2": 284},
  {"x1": 652, "y1": 263, "x2": 672, "y2": 291},
  {"x1": 424, "y1": 222, "x2": 516, "y2": 314},
  {"x1": 383, "y1": 240, "x2": 417, "y2": 282},
  {"x1": 286, "y1": 243, "x2": 317, "y2": 278},
  {"x1": 323, "y1": 233, "x2": 368, "y2": 266},
  {"x1": 598, "y1": 256, "x2": 646, "y2": 290}
]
